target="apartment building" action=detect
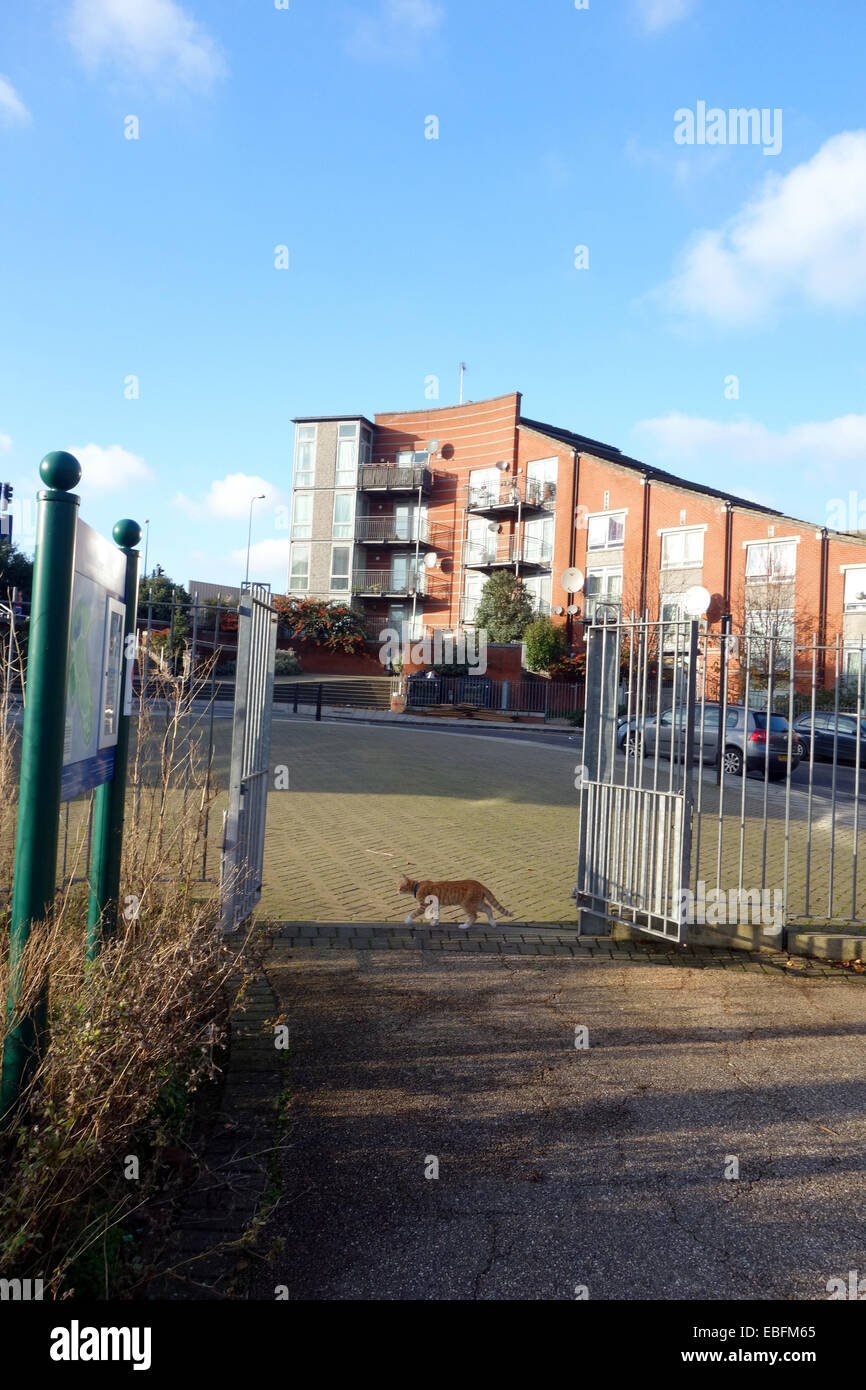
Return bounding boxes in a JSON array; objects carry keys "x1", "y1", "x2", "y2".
[{"x1": 287, "y1": 391, "x2": 866, "y2": 688}]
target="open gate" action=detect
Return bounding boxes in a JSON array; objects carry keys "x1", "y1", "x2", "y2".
[
  {"x1": 220, "y1": 582, "x2": 278, "y2": 933},
  {"x1": 576, "y1": 614, "x2": 699, "y2": 941}
]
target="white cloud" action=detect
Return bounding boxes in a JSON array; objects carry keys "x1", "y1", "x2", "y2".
[
  {"x1": 71, "y1": 443, "x2": 153, "y2": 490},
  {"x1": 632, "y1": 411, "x2": 866, "y2": 477},
  {"x1": 229, "y1": 538, "x2": 290, "y2": 589},
  {"x1": 0, "y1": 76, "x2": 31, "y2": 126},
  {"x1": 175, "y1": 473, "x2": 288, "y2": 522},
  {"x1": 68, "y1": 0, "x2": 226, "y2": 90},
  {"x1": 635, "y1": 0, "x2": 694, "y2": 32},
  {"x1": 347, "y1": 0, "x2": 444, "y2": 63},
  {"x1": 0, "y1": 432, "x2": 11, "y2": 453},
  {"x1": 656, "y1": 131, "x2": 866, "y2": 324}
]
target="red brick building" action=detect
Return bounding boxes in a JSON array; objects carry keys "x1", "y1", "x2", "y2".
[{"x1": 288, "y1": 391, "x2": 866, "y2": 690}]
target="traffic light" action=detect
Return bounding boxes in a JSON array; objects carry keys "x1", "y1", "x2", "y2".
[{"x1": 1, "y1": 484, "x2": 11, "y2": 502}]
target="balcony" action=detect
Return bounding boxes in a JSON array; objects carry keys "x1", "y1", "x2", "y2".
[
  {"x1": 352, "y1": 568, "x2": 442, "y2": 599},
  {"x1": 466, "y1": 478, "x2": 556, "y2": 515},
  {"x1": 354, "y1": 516, "x2": 435, "y2": 545},
  {"x1": 358, "y1": 464, "x2": 433, "y2": 495},
  {"x1": 464, "y1": 536, "x2": 553, "y2": 570}
]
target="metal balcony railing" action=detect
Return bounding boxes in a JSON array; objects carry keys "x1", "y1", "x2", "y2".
[
  {"x1": 463, "y1": 537, "x2": 553, "y2": 568},
  {"x1": 466, "y1": 478, "x2": 556, "y2": 513},
  {"x1": 354, "y1": 516, "x2": 431, "y2": 544},
  {"x1": 352, "y1": 568, "x2": 431, "y2": 598},
  {"x1": 583, "y1": 596, "x2": 622, "y2": 622},
  {"x1": 358, "y1": 464, "x2": 433, "y2": 494}
]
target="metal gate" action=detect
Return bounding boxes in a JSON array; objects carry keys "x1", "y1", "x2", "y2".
[
  {"x1": 220, "y1": 583, "x2": 278, "y2": 932},
  {"x1": 576, "y1": 614, "x2": 698, "y2": 941}
]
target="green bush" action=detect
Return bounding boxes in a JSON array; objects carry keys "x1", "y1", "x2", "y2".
[
  {"x1": 274, "y1": 649, "x2": 302, "y2": 676},
  {"x1": 523, "y1": 616, "x2": 565, "y2": 673}
]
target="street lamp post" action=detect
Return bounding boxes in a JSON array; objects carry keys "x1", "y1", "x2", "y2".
[{"x1": 245, "y1": 494, "x2": 266, "y2": 587}]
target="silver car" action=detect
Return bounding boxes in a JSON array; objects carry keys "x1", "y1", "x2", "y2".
[{"x1": 622, "y1": 703, "x2": 803, "y2": 780}]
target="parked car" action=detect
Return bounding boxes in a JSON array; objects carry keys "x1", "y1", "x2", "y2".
[
  {"x1": 792, "y1": 711, "x2": 866, "y2": 765},
  {"x1": 619, "y1": 703, "x2": 803, "y2": 780}
]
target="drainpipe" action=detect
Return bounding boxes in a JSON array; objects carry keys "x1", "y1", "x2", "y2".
[{"x1": 567, "y1": 449, "x2": 579, "y2": 646}]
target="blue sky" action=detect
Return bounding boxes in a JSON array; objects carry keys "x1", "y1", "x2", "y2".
[{"x1": 1, "y1": 0, "x2": 865, "y2": 590}]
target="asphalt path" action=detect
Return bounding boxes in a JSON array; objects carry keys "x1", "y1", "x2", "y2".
[{"x1": 252, "y1": 940, "x2": 866, "y2": 1301}]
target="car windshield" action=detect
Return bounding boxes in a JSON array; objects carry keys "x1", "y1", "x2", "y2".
[{"x1": 752, "y1": 714, "x2": 789, "y2": 731}]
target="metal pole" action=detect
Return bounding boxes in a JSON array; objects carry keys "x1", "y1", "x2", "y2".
[
  {"x1": 87, "y1": 520, "x2": 142, "y2": 958},
  {"x1": 245, "y1": 494, "x2": 265, "y2": 587},
  {"x1": 0, "y1": 452, "x2": 81, "y2": 1126},
  {"x1": 716, "y1": 612, "x2": 731, "y2": 785},
  {"x1": 411, "y1": 479, "x2": 422, "y2": 639},
  {"x1": 316, "y1": 682, "x2": 323, "y2": 721}
]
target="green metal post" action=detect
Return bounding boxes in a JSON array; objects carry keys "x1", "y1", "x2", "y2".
[
  {"x1": 87, "y1": 520, "x2": 142, "y2": 959},
  {"x1": 1, "y1": 452, "x2": 81, "y2": 1127}
]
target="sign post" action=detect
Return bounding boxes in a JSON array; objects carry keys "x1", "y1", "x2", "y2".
[
  {"x1": 87, "y1": 520, "x2": 141, "y2": 959},
  {"x1": 0, "y1": 453, "x2": 81, "y2": 1126}
]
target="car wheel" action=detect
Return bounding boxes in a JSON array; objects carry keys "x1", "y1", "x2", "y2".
[
  {"x1": 625, "y1": 734, "x2": 645, "y2": 759},
  {"x1": 722, "y1": 746, "x2": 744, "y2": 777}
]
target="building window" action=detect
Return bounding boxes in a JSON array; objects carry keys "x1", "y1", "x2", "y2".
[
  {"x1": 295, "y1": 426, "x2": 316, "y2": 488},
  {"x1": 745, "y1": 539, "x2": 797, "y2": 580},
  {"x1": 292, "y1": 493, "x2": 313, "y2": 539},
  {"x1": 396, "y1": 449, "x2": 430, "y2": 467},
  {"x1": 524, "y1": 573, "x2": 552, "y2": 616},
  {"x1": 587, "y1": 512, "x2": 625, "y2": 550},
  {"x1": 289, "y1": 543, "x2": 310, "y2": 592},
  {"x1": 462, "y1": 571, "x2": 485, "y2": 624},
  {"x1": 844, "y1": 568, "x2": 866, "y2": 611},
  {"x1": 360, "y1": 426, "x2": 372, "y2": 466},
  {"x1": 336, "y1": 424, "x2": 358, "y2": 487},
  {"x1": 745, "y1": 605, "x2": 795, "y2": 664},
  {"x1": 661, "y1": 528, "x2": 704, "y2": 569},
  {"x1": 333, "y1": 492, "x2": 354, "y2": 538},
  {"x1": 526, "y1": 457, "x2": 557, "y2": 503},
  {"x1": 585, "y1": 567, "x2": 622, "y2": 619},
  {"x1": 330, "y1": 545, "x2": 351, "y2": 591}
]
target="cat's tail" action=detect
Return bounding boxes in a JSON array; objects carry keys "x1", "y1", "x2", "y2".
[{"x1": 484, "y1": 892, "x2": 513, "y2": 917}]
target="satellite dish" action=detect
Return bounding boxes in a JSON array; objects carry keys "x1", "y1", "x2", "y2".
[
  {"x1": 495, "y1": 459, "x2": 510, "y2": 472},
  {"x1": 566, "y1": 604, "x2": 579, "y2": 616},
  {"x1": 427, "y1": 439, "x2": 439, "y2": 455},
  {"x1": 552, "y1": 605, "x2": 563, "y2": 615},
  {"x1": 561, "y1": 567, "x2": 585, "y2": 594},
  {"x1": 683, "y1": 585, "x2": 711, "y2": 617},
  {"x1": 423, "y1": 551, "x2": 438, "y2": 569}
]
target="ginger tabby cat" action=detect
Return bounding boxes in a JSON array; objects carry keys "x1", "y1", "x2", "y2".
[{"x1": 398, "y1": 874, "x2": 512, "y2": 929}]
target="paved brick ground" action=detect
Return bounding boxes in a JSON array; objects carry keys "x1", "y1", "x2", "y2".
[{"x1": 267, "y1": 922, "x2": 859, "y2": 974}]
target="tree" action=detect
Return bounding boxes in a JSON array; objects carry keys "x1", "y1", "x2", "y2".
[
  {"x1": 523, "y1": 616, "x2": 566, "y2": 672},
  {"x1": 0, "y1": 539, "x2": 33, "y2": 600},
  {"x1": 473, "y1": 570, "x2": 534, "y2": 642},
  {"x1": 138, "y1": 571, "x2": 190, "y2": 648}
]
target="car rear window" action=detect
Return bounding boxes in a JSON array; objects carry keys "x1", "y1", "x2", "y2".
[{"x1": 752, "y1": 714, "x2": 789, "y2": 731}]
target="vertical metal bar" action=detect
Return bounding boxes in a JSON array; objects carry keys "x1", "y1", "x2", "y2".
[
  {"x1": 804, "y1": 634, "x2": 818, "y2": 917},
  {"x1": 828, "y1": 635, "x2": 841, "y2": 916},
  {"x1": 853, "y1": 636, "x2": 864, "y2": 920}
]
